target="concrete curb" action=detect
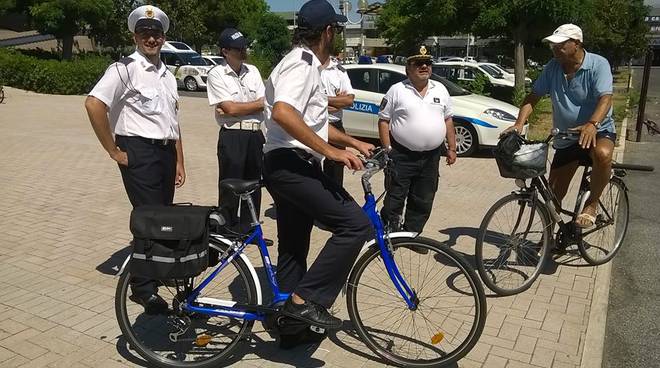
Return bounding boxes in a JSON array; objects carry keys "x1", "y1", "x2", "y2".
[{"x1": 580, "y1": 115, "x2": 628, "y2": 368}]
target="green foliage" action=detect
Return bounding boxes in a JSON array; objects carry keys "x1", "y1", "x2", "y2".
[
  {"x1": 248, "y1": 52, "x2": 274, "y2": 79},
  {"x1": 454, "y1": 73, "x2": 492, "y2": 96},
  {"x1": 511, "y1": 86, "x2": 528, "y2": 108},
  {"x1": 29, "y1": 0, "x2": 113, "y2": 60},
  {"x1": 0, "y1": 48, "x2": 111, "y2": 94},
  {"x1": 155, "y1": 0, "x2": 210, "y2": 51},
  {"x1": 250, "y1": 11, "x2": 290, "y2": 72},
  {"x1": 526, "y1": 67, "x2": 542, "y2": 83},
  {"x1": 89, "y1": 0, "x2": 140, "y2": 52},
  {"x1": 0, "y1": 0, "x2": 16, "y2": 15}
]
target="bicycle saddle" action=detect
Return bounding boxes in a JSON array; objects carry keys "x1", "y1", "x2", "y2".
[{"x1": 220, "y1": 179, "x2": 261, "y2": 194}]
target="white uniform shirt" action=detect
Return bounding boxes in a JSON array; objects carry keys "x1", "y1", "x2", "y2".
[
  {"x1": 378, "y1": 79, "x2": 452, "y2": 151},
  {"x1": 263, "y1": 46, "x2": 328, "y2": 159},
  {"x1": 206, "y1": 62, "x2": 265, "y2": 126},
  {"x1": 320, "y1": 58, "x2": 354, "y2": 123},
  {"x1": 89, "y1": 50, "x2": 180, "y2": 140}
]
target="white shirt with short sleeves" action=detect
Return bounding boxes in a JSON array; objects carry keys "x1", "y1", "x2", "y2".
[
  {"x1": 263, "y1": 45, "x2": 328, "y2": 159},
  {"x1": 320, "y1": 58, "x2": 354, "y2": 123},
  {"x1": 206, "y1": 62, "x2": 265, "y2": 126},
  {"x1": 378, "y1": 79, "x2": 452, "y2": 151},
  {"x1": 88, "y1": 50, "x2": 180, "y2": 140}
]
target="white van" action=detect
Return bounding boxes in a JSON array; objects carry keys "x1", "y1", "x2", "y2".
[{"x1": 160, "y1": 41, "x2": 212, "y2": 91}]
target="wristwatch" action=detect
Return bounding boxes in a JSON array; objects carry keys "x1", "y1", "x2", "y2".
[{"x1": 588, "y1": 120, "x2": 600, "y2": 129}]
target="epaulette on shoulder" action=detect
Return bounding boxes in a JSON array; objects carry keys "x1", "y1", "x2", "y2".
[
  {"x1": 337, "y1": 64, "x2": 346, "y2": 72},
  {"x1": 118, "y1": 57, "x2": 134, "y2": 66},
  {"x1": 301, "y1": 51, "x2": 313, "y2": 65}
]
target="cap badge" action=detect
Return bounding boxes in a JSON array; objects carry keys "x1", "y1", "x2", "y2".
[
  {"x1": 145, "y1": 7, "x2": 155, "y2": 18},
  {"x1": 419, "y1": 46, "x2": 427, "y2": 55}
]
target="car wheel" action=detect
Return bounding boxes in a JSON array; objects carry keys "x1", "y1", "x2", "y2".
[
  {"x1": 452, "y1": 121, "x2": 478, "y2": 157},
  {"x1": 184, "y1": 76, "x2": 198, "y2": 91}
]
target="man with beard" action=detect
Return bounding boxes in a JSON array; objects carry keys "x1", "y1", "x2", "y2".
[
  {"x1": 378, "y1": 45, "x2": 457, "y2": 235},
  {"x1": 262, "y1": 0, "x2": 375, "y2": 340},
  {"x1": 507, "y1": 24, "x2": 615, "y2": 231},
  {"x1": 85, "y1": 5, "x2": 184, "y2": 314},
  {"x1": 206, "y1": 28, "x2": 269, "y2": 238}
]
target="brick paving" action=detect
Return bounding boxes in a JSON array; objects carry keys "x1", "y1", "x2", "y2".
[{"x1": 0, "y1": 87, "x2": 606, "y2": 367}]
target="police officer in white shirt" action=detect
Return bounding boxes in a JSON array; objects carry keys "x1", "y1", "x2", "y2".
[
  {"x1": 85, "y1": 5, "x2": 184, "y2": 314},
  {"x1": 320, "y1": 56, "x2": 355, "y2": 185},
  {"x1": 262, "y1": 0, "x2": 374, "y2": 332},
  {"x1": 378, "y1": 46, "x2": 457, "y2": 235},
  {"x1": 206, "y1": 28, "x2": 267, "y2": 236}
]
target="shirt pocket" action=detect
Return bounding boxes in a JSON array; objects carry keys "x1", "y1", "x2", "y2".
[{"x1": 138, "y1": 87, "x2": 161, "y2": 115}]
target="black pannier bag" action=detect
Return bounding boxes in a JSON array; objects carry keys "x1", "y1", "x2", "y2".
[
  {"x1": 495, "y1": 132, "x2": 549, "y2": 179},
  {"x1": 129, "y1": 205, "x2": 214, "y2": 279}
]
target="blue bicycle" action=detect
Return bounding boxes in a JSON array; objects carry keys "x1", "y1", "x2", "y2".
[{"x1": 114, "y1": 148, "x2": 486, "y2": 368}]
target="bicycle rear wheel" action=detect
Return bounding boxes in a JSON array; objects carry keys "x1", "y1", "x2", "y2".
[
  {"x1": 115, "y1": 241, "x2": 257, "y2": 368},
  {"x1": 346, "y1": 237, "x2": 486, "y2": 367},
  {"x1": 578, "y1": 177, "x2": 629, "y2": 265},
  {"x1": 476, "y1": 193, "x2": 552, "y2": 296}
]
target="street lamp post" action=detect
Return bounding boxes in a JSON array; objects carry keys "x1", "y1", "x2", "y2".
[{"x1": 339, "y1": 0, "x2": 369, "y2": 57}]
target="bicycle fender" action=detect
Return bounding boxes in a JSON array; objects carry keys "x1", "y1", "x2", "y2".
[
  {"x1": 360, "y1": 232, "x2": 419, "y2": 253},
  {"x1": 209, "y1": 236, "x2": 263, "y2": 305}
]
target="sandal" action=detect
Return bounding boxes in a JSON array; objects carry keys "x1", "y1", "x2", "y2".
[{"x1": 575, "y1": 212, "x2": 596, "y2": 228}]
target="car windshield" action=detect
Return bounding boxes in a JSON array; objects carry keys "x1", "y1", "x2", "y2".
[
  {"x1": 180, "y1": 53, "x2": 207, "y2": 66},
  {"x1": 480, "y1": 64, "x2": 504, "y2": 79},
  {"x1": 430, "y1": 74, "x2": 471, "y2": 96}
]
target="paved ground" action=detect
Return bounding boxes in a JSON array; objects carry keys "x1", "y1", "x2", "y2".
[
  {"x1": 602, "y1": 68, "x2": 660, "y2": 368},
  {"x1": 0, "y1": 86, "x2": 627, "y2": 367}
]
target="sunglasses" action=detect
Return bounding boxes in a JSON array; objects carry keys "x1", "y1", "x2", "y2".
[
  {"x1": 330, "y1": 24, "x2": 345, "y2": 33},
  {"x1": 137, "y1": 29, "x2": 164, "y2": 39},
  {"x1": 412, "y1": 60, "x2": 432, "y2": 67}
]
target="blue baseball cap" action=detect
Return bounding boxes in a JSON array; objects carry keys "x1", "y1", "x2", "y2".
[
  {"x1": 219, "y1": 28, "x2": 247, "y2": 49},
  {"x1": 297, "y1": 0, "x2": 347, "y2": 30}
]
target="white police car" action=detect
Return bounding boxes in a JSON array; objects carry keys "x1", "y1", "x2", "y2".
[
  {"x1": 343, "y1": 63, "x2": 526, "y2": 156},
  {"x1": 160, "y1": 41, "x2": 211, "y2": 91}
]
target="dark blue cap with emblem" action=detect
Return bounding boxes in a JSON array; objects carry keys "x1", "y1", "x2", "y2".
[
  {"x1": 219, "y1": 28, "x2": 247, "y2": 49},
  {"x1": 297, "y1": 0, "x2": 347, "y2": 30}
]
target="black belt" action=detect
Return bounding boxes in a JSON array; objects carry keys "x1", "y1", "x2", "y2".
[
  {"x1": 119, "y1": 135, "x2": 175, "y2": 146},
  {"x1": 390, "y1": 134, "x2": 440, "y2": 155},
  {"x1": 265, "y1": 147, "x2": 321, "y2": 166}
]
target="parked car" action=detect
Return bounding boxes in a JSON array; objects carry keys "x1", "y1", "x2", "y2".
[
  {"x1": 160, "y1": 41, "x2": 212, "y2": 91},
  {"x1": 433, "y1": 61, "x2": 515, "y2": 88},
  {"x1": 376, "y1": 54, "x2": 393, "y2": 63},
  {"x1": 478, "y1": 62, "x2": 532, "y2": 83},
  {"x1": 357, "y1": 55, "x2": 373, "y2": 64},
  {"x1": 342, "y1": 64, "x2": 526, "y2": 156},
  {"x1": 202, "y1": 55, "x2": 225, "y2": 66}
]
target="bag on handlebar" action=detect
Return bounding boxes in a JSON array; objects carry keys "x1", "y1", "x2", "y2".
[
  {"x1": 129, "y1": 205, "x2": 214, "y2": 279},
  {"x1": 494, "y1": 132, "x2": 548, "y2": 179}
]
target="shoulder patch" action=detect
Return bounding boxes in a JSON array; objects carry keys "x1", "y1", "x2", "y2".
[
  {"x1": 380, "y1": 97, "x2": 388, "y2": 110},
  {"x1": 118, "y1": 57, "x2": 134, "y2": 66},
  {"x1": 301, "y1": 51, "x2": 313, "y2": 65},
  {"x1": 337, "y1": 64, "x2": 346, "y2": 72}
]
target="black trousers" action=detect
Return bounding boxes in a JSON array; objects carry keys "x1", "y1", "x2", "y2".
[
  {"x1": 381, "y1": 138, "x2": 441, "y2": 233},
  {"x1": 322, "y1": 120, "x2": 345, "y2": 186},
  {"x1": 263, "y1": 148, "x2": 373, "y2": 308},
  {"x1": 217, "y1": 128, "x2": 265, "y2": 233},
  {"x1": 115, "y1": 135, "x2": 176, "y2": 298}
]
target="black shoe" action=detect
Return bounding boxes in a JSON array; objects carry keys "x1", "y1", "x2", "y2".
[
  {"x1": 129, "y1": 293, "x2": 169, "y2": 315},
  {"x1": 281, "y1": 298, "x2": 342, "y2": 329},
  {"x1": 279, "y1": 327, "x2": 328, "y2": 350}
]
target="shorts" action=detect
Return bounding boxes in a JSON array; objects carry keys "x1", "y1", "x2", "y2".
[{"x1": 550, "y1": 131, "x2": 617, "y2": 169}]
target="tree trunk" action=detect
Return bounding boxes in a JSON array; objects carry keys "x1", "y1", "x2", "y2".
[
  {"x1": 62, "y1": 34, "x2": 74, "y2": 60},
  {"x1": 513, "y1": 23, "x2": 526, "y2": 90}
]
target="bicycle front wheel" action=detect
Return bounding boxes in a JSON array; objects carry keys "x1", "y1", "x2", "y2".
[
  {"x1": 346, "y1": 237, "x2": 486, "y2": 367},
  {"x1": 578, "y1": 177, "x2": 629, "y2": 265},
  {"x1": 476, "y1": 193, "x2": 552, "y2": 296},
  {"x1": 115, "y1": 240, "x2": 257, "y2": 368}
]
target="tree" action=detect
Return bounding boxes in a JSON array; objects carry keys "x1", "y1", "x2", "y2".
[
  {"x1": 251, "y1": 11, "x2": 290, "y2": 63},
  {"x1": 29, "y1": 0, "x2": 112, "y2": 60},
  {"x1": 471, "y1": 0, "x2": 585, "y2": 89},
  {"x1": 581, "y1": 0, "x2": 650, "y2": 66},
  {"x1": 0, "y1": 0, "x2": 16, "y2": 15},
  {"x1": 377, "y1": 0, "x2": 479, "y2": 56},
  {"x1": 89, "y1": 0, "x2": 140, "y2": 54},
  {"x1": 155, "y1": 0, "x2": 210, "y2": 52}
]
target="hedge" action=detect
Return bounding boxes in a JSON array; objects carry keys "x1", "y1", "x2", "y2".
[{"x1": 0, "y1": 49, "x2": 112, "y2": 95}]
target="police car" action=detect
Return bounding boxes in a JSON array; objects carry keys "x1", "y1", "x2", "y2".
[
  {"x1": 160, "y1": 41, "x2": 212, "y2": 91},
  {"x1": 343, "y1": 63, "x2": 526, "y2": 156}
]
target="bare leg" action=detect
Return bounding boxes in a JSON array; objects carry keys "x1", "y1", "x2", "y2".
[
  {"x1": 578, "y1": 138, "x2": 614, "y2": 226},
  {"x1": 549, "y1": 160, "x2": 580, "y2": 203}
]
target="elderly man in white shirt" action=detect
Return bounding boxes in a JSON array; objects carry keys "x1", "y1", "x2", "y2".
[
  {"x1": 378, "y1": 46, "x2": 457, "y2": 235},
  {"x1": 85, "y1": 5, "x2": 184, "y2": 314}
]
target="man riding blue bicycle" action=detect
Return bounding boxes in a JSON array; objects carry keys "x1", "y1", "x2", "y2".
[{"x1": 508, "y1": 24, "x2": 615, "y2": 229}]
